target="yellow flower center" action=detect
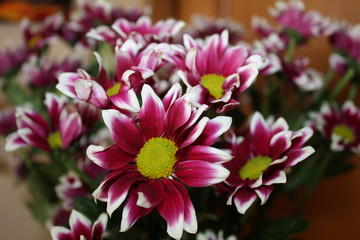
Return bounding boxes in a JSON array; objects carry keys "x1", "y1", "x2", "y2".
[
  {"x1": 136, "y1": 137, "x2": 178, "y2": 179},
  {"x1": 106, "y1": 83, "x2": 121, "y2": 97},
  {"x1": 332, "y1": 124, "x2": 355, "y2": 144},
  {"x1": 47, "y1": 131, "x2": 62, "y2": 149},
  {"x1": 200, "y1": 74, "x2": 226, "y2": 99},
  {"x1": 239, "y1": 156, "x2": 272, "y2": 180}
]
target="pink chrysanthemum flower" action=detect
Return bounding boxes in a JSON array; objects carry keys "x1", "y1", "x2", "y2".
[
  {"x1": 50, "y1": 210, "x2": 108, "y2": 240},
  {"x1": 87, "y1": 16, "x2": 185, "y2": 46},
  {"x1": 282, "y1": 57, "x2": 323, "y2": 91},
  {"x1": 269, "y1": 0, "x2": 333, "y2": 38},
  {"x1": 216, "y1": 112, "x2": 314, "y2": 214},
  {"x1": 59, "y1": 0, "x2": 144, "y2": 47},
  {"x1": 87, "y1": 84, "x2": 232, "y2": 239},
  {"x1": 22, "y1": 55, "x2": 81, "y2": 87},
  {"x1": 5, "y1": 93, "x2": 98, "y2": 151},
  {"x1": 57, "y1": 40, "x2": 168, "y2": 109},
  {"x1": 196, "y1": 229, "x2": 237, "y2": 240},
  {"x1": 174, "y1": 30, "x2": 261, "y2": 113},
  {"x1": 308, "y1": 101, "x2": 360, "y2": 154}
]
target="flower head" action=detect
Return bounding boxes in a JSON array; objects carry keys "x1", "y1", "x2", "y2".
[
  {"x1": 175, "y1": 31, "x2": 261, "y2": 113},
  {"x1": 87, "y1": 84, "x2": 232, "y2": 239},
  {"x1": 269, "y1": 0, "x2": 333, "y2": 38},
  {"x1": 50, "y1": 210, "x2": 108, "y2": 240},
  {"x1": 217, "y1": 112, "x2": 314, "y2": 214},
  {"x1": 308, "y1": 101, "x2": 360, "y2": 154},
  {"x1": 5, "y1": 93, "x2": 98, "y2": 151}
]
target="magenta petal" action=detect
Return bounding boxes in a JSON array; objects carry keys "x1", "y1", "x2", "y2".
[
  {"x1": 181, "y1": 145, "x2": 233, "y2": 164},
  {"x1": 269, "y1": 131, "x2": 292, "y2": 159},
  {"x1": 5, "y1": 132, "x2": 27, "y2": 151},
  {"x1": 162, "y1": 83, "x2": 182, "y2": 111},
  {"x1": 193, "y1": 116, "x2": 232, "y2": 146},
  {"x1": 60, "y1": 111, "x2": 82, "y2": 148},
  {"x1": 250, "y1": 112, "x2": 270, "y2": 155},
  {"x1": 233, "y1": 188, "x2": 257, "y2": 214},
  {"x1": 50, "y1": 226, "x2": 71, "y2": 240},
  {"x1": 18, "y1": 128, "x2": 50, "y2": 151},
  {"x1": 93, "y1": 170, "x2": 125, "y2": 201},
  {"x1": 110, "y1": 88, "x2": 140, "y2": 113},
  {"x1": 157, "y1": 179, "x2": 185, "y2": 240},
  {"x1": 102, "y1": 109, "x2": 143, "y2": 155},
  {"x1": 44, "y1": 93, "x2": 67, "y2": 130},
  {"x1": 87, "y1": 144, "x2": 134, "y2": 170},
  {"x1": 136, "y1": 180, "x2": 164, "y2": 208},
  {"x1": 139, "y1": 85, "x2": 165, "y2": 139},
  {"x1": 254, "y1": 185, "x2": 274, "y2": 205},
  {"x1": 285, "y1": 146, "x2": 315, "y2": 167},
  {"x1": 237, "y1": 63, "x2": 258, "y2": 92},
  {"x1": 107, "y1": 172, "x2": 143, "y2": 216},
  {"x1": 171, "y1": 180, "x2": 197, "y2": 234},
  {"x1": 165, "y1": 98, "x2": 192, "y2": 136},
  {"x1": 69, "y1": 210, "x2": 92, "y2": 240},
  {"x1": 56, "y1": 72, "x2": 78, "y2": 98},
  {"x1": 175, "y1": 160, "x2": 229, "y2": 187},
  {"x1": 120, "y1": 190, "x2": 153, "y2": 232},
  {"x1": 91, "y1": 213, "x2": 108, "y2": 240}
]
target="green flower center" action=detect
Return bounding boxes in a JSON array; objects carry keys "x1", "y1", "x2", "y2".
[
  {"x1": 47, "y1": 131, "x2": 62, "y2": 149},
  {"x1": 332, "y1": 124, "x2": 355, "y2": 144},
  {"x1": 106, "y1": 83, "x2": 121, "y2": 98},
  {"x1": 136, "y1": 137, "x2": 178, "y2": 179},
  {"x1": 200, "y1": 74, "x2": 226, "y2": 99},
  {"x1": 239, "y1": 156, "x2": 272, "y2": 180}
]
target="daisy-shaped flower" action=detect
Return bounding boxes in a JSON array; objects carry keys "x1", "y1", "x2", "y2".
[
  {"x1": 87, "y1": 16, "x2": 185, "y2": 46},
  {"x1": 216, "y1": 112, "x2": 314, "y2": 214},
  {"x1": 87, "y1": 84, "x2": 232, "y2": 239},
  {"x1": 51, "y1": 210, "x2": 108, "y2": 240},
  {"x1": 57, "y1": 40, "x2": 170, "y2": 109},
  {"x1": 5, "y1": 93, "x2": 98, "y2": 151},
  {"x1": 308, "y1": 101, "x2": 360, "y2": 154},
  {"x1": 175, "y1": 30, "x2": 261, "y2": 113},
  {"x1": 22, "y1": 55, "x2": 81, "y2": 87},
  {"x1": 269, "y1": 0, "x2": 333, "y2": 39}
]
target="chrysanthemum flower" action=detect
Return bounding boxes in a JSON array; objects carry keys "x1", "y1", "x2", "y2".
[
  {"x1": 329, "y1": 22, "x2": 360, "y2": 69},
  {"x1": 269, "y1": 0, "x2": 333, "y2": 38},
  {"x1": 196, "y1": 229, "x2": 237, "y2": 240},
  {"x1": 50, "y1": 210, "x2": 108, "y2": 240},
  {"x1": 87, "y1": 16, "x2": 185, "y2": 46},
  {"x1": 57, "y1": 37, "x2": 171, "y2": 108},
  {"x1": 174, "y1": 30, "x2": 261, "y2": 113},
  {"x1": 216, "y1": 112, "x2": 314, "y2": 214},
  {"x1": 282, "y1": 57, "x2": 323, "y2": 91},
  {"x1": 87, "y1": 84, "x2": 232, "y2": 239},
  {"x1": 308, "y1": 101, "x2": 360, "y2": 154},
  {"x1": 5, "y1": 93, "x2": 98, "y2": 151},
  {"x1": 22, "y1": 55, "x2": 81, "y2": 87}
]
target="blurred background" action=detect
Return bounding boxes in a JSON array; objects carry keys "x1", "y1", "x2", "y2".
[{"x1": 0, "y1": 0, "x2": 360, "y2": 239}]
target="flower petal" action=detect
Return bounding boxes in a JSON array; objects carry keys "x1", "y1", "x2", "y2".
[
  {"x1": 193, "y1": 116, "x2": 232, "y2": 146},
  {"x1": 139, "y1": 85, "x2": 165, "y2": 139},
  {"x1": 50, "y1": 226, "x2": 71, "y2": 240},
  {"x1": 233, "y1": 188, "x2": 257, "y2": 214},
  {"x1": 102, "y1": 109, "x2": 143, "y2": 154},
  {"x1": 175, "y1": 160, "x2": 229, "y2": 187},
  {"x1": 181, "y1": 145, "x2": 233, "y2": 164},
  {"x1": 87, "y1": 144, "x2": 134, "y2": 170}
]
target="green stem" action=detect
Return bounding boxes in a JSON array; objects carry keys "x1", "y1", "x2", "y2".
[
  {"x1": 329, "y1": 67, "x2": 355, "y2": 100},
  {"x1": 312, "y1": 69, "x2": 334, "y2": 105},
  {"x1": 347, "y1": 83, "x2": 358, "y2": 101},
  {"x1": 285, "y1": 37, "x2": 297, "y2": 62}
]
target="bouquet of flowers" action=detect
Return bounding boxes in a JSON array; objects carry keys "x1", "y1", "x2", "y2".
[{"x1": 1, "y1": 0, "x2": 359, "y2": 239}]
